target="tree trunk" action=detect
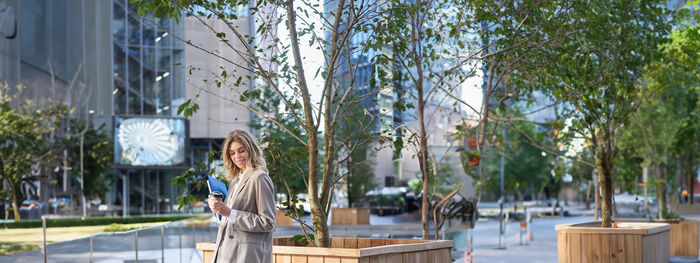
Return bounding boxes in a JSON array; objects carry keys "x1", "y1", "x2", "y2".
[
  {"x1": 595, "y1": 149, "x2": 613, "y2": 228},
  {"x1": 656, "y1": 164, "x2": 666, "y2": 219},
  {"x1": 307, "y1": 131, "x2": 329, "y2": 247},
  {"x1": 417, "y1": 84, "x2": 429, "y2": 240},
  {"x1": 689, "y1": 151, "x2": 695, "y2": 204},
  {"x1": 585, "y1": 180, "x2": 592, "y2": 209}
]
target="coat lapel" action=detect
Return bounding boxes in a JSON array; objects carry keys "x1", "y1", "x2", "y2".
[{"x1": 233, "y1": 168, "x2": 261, "y2": 202}]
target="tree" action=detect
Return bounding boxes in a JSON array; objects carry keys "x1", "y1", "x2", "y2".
[
  {"x1": 369, "y1": 0, "x2": 481, "y2": 239},
  {"x1": 0, "y1": 85, "x2": 65, "y2": 220},
  {"x1": 251, "y1": 86, "x2": 308, "y2": 209},
  {"x1": 63, "y1": 119, "x2": 114, "y2": 201},
  {"x1": 136, "y1": 0, "x2": 385, "y2": 247},
  {"x1": 336, "y1": 95, "x2": 377, "y2": 208},
  {"x1": 520, "y1": 0, "x2": 669, "y2": 227},
  {"x1": 618, "y1": 20, "x2": 700, "y2": 218}
]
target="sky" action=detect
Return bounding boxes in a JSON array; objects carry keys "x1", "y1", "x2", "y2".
[{"x1": 275, "y1": 0, "x2": 484, "y2": 124}]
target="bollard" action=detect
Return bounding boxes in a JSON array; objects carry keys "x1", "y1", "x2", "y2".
[
  {"x1": 161, "y1": 225, "x2": 165, "y2": 263},
  {"x1": 179, "y1": 222, "x2": 182, "y2": 263},
  {"x1": 519, "y1": 221, "x2": 527, "y2": 245},
  {"x1": 135, "y1": 230, "x2": 139, "y2": 263},
  {"x1": 42, "y1": 216, "x2": 47, "y2": 263},
  {"x1": 89, "y1": 237, "x2": 93, "y2": 263}
]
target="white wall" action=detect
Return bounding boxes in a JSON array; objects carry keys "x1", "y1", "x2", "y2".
[{"x1": 184, "y1": 17, "x2": 253, "y2": 138}]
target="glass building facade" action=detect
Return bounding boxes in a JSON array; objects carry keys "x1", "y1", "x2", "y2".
[
  {"x1": 0, "y1": 0, "x2": 190, "y2": 216},
  {"x1": 112, "y1": 0, "x2": 185, "y2": 117},
  {"x1": 112, "y1": 0, "x2": 187, "y2": 216}
]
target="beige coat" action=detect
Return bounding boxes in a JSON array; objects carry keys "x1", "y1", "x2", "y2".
[{"x1": 212, "y1": 169, "x2": 276, "y2": 263}]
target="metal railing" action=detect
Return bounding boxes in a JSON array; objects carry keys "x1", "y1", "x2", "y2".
[{"x1": 40, "y1": 216, "x2": 218, "y2": 263}]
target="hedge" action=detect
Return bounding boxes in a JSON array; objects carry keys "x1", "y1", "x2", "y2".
[{"x1": 0, "y1": 215, "x2": 201, "y2": 229}]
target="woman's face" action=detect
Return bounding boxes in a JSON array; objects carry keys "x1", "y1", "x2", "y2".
[{"x1": 229, "y1": 140, "x2": 249, "y2": 171}]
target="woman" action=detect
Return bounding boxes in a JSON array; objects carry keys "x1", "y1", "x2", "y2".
[{"x1": 208, "y1": 129, "x2": 276, "y2": 263}]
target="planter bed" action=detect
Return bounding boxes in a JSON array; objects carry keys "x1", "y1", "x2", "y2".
[
  {"x1": 198, "y1": 237, "x2": 453, "y2": 263},
  {"x1": 618, "y1": 218, "x2": 698, "y2": 257},
  {"x1": 556, "y1": 222, "x2": 671, "y2": 263}
]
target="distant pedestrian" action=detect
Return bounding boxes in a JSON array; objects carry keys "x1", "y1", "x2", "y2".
[{"x1": 208, "y1": 129, "x2": 276, "y2": 263}]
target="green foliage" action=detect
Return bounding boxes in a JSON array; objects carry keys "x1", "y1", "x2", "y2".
[
  {"x1": 406, "y1": 157, "x2": 455, "y2": 197},
  {"x1": 0, "y1": 242, "x2": 38, "y2": 255},
  {"x1": 289, "y1": 233, "x2": 314, "y2": 246},
  {"x1": 103, "y1": 223, "x2": 141, "y2": 232},
  {"x1": 335, "y1": 94, "x2": 378, "y2": 208},
  {"x1": 170, "y1": 159, "x2": 225, "y2": 211},
  {"x1": 662, "y1": 210, "x2": 683, "y2": 220},
  {"x1": 512, "y1": 0, "x2": 669, "y2": 226},
  {"x1": 0, "y1": 85, "x2": 66, "y2": 220},
  {"x1": 0, "y1": 215, "x2": 198, "y2": 229},
  {"x1": 478, "y1": 114, "x2": 553, "y2": 200},
  {"x1": 63, "y1": 119, "x2": 113, "y2": 200}
]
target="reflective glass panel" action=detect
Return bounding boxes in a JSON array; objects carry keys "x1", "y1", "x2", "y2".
[
  {"x1": 128, "y1": 46, "x2": 141, "y2": 114},
  {"x1": 127, "y1": 12, "x2": 141, "y2": 46},
  {"x1": 143, "y1": 47, "x2": 156, "y2": 114},
  {"x1": 156, "y1": 49, "x2": 171, "y2": 116},
  {"x1": 113, "y1": 1, "x2": 126, "y2": 45},
  {"x1": 113, "y1": 43, "x2": 127, "y2": 114}
]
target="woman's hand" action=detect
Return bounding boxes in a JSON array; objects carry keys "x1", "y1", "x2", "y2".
[{"x1": 208, "y1": 197, "x2": 232, "y2": 217}]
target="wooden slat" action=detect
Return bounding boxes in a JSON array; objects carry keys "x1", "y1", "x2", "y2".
[
  {"x1": 308, "y1": 256, "x2": 324, "y2": 263},
  {"x1": 600, "y1": 233, "x2": 610, "y2": 263},
  {"x1": 580, "y1": 234, "x2": 593, "y2": 263},
  {"x1": 340, "y1": 257, "x2": 358, "y2": 263},
  {"x1": 404, "y1": 251, "x2": 420, "y2": 263},
  {"x1": 332, "y1": 238, "x2": 345, "y2": 248},
  {"x1": 567, "y1": 233, "x2": 590, "y2": 263},
  {"x1": 557, "y1": 232, "x2": 567, "y2": 263},
  {"x1": 357, "y1": 238, "x2": 372, "y2": 248},
  {"x1": 386, "y1": 253, "x2": 402, "y2": 263},
  {"x1": 344, "y1": 238, "x2": 358, "y2": 248},
  {"x1": 612, "y1": 232, "x2": 626, "y2": 263},
  {"x1": 331, "y1": 208, "x2": 370, "y2": 225},
  {"x1": 292, "y1": 255, "x2": 307, "y2": 263},
  {"x1": 370, "y1": 239, "x2": 386, "y2": 247},
  {"x1": 626, "y1": 234, "x2": 641, "y2": 263},
  {"x1": 642, "y1": 231, "x2": 670, "y2": 263},
  {"x1": 440, "y1": 248, "x2": 452, "y2": 263},
  {"x1": 277, "y1": 254, "x2": 292, "y2": 263},
  {"x1": 324, "y1": 256, "x2": 341, "y2": 263},
  {"x1": 669, "y1": 220, "x2": 699, "y2": 256},
  {"x1": 369, "y1": 254, "x2": 386, "y2": 263}
]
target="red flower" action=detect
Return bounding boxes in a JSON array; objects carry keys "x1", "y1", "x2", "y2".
[
  {"x1": 468, "y1": 156, "x2": 479, "y2": 166},
  {"x1": 469, "y1": 138, "x2": 477, "y2": 147}
]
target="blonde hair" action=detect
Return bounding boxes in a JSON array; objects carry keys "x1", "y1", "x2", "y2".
[{"x1": 222, "y1": 129, "x2": 267, "y2": 179}]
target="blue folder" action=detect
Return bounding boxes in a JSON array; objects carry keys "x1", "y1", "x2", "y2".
[{"x1": 208, "y1": 176, "x2": 228, "y2": 220}]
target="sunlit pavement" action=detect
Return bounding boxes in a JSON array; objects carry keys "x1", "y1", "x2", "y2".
[{"x1": 454, "y1": 216, "x2": 591, "y2": 263}]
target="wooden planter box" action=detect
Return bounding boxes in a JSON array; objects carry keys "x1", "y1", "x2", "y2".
[
  {"x1": 556, "y1": 222, "x2": 671, "y2": 263},
  {"x1": 197, "y1": 237, "x2": 453, "y2": 263},
  {"x1": 276, "y1": 210, "x2": 294, "y2": 226},
  {"x1": 618, "y1": 218, "x2": 699, "y2": 257},
  {"x1": 331, "y1": 208, "x2": 370, "y2": 225}
]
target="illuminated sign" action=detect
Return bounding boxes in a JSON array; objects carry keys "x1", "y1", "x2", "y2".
[{"x1": 114, "y1": 116, "x2": 187, "y2": 166}]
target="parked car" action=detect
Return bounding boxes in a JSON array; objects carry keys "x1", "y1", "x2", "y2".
[{"x1": 19, "y1": 200, "x2": 48, "y2": 219}]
